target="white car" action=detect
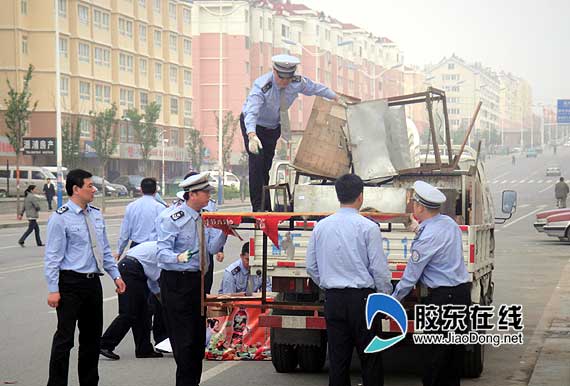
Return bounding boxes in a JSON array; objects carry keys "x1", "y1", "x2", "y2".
[
  {"x1": 203, "y1": 171, "x2": 241, "y2": 190},
  {"x1": 546, "y1": 166, "x2": 561, "y2": 176}
]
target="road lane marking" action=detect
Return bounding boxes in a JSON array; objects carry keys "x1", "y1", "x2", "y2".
[
  {"x1": 528, "y1": 180, "x2": 534, "y2": 183},
  {"x1": 502, "y1": 180, "x2": 508, "y2": 184},
  {"x1": 500, "y1": 207, "x2": 546, "y2": 229},
  {"x1": 202, "y1": 361, "x2": 240, "y2": 384},
  {"x1": 0, "y1": 263, "x2": 43, "y2": 274},
  {"x1": 519, "y1": 204, "x2": 530, "y2": 208},
  {"x1": 537, "y1": 180, "x2": 543, "y2": 183},
  {"x1": 520, "y1": 180, "x2": 527, "y2": 184},
  {"x1": 493, "y1": 171, "x2": 511, "y2": 180},
  {"x1": 539, "y1": 185, "x2": 552, "y2": 193},
  {"x1": 510, "y1": 180, "x2": 518, "y2": 184}
]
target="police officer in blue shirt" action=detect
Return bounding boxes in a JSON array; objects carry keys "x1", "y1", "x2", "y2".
[
  {"x1": 306, "y1": 174, "x2": 392, "y2": 386},
  {"x1": 177, "y1": 171, "x2": 225, "y2": 295},
  {"x1": 100, "y1": 241, "x2": 163, "y2": 361},
  {"x1": 219, "y1": 242, "x2": 271, "y2": 294},
  {"x1": 241, "y1": 54, "x2": 341, "y2": 211},
  {"x1": 44, "y1": 169, "x2": 126, "y2": 386},
  {"x1": 392, "y1": 181, "x2": 470, "y2": 386},
  {"x1": 116, "y1": 177, "x2": 166, "y2": 259},
  {"x1": 156, "y1": 172, "x2": 227, "y2": 386}
]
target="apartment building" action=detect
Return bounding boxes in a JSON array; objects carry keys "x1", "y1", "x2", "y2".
[
  {"x1": 427, "y1": 55, "x2": 502, "y2": 148},
  {"x1": 0, "y1": 0, "x2": 194, "y2": 177}
]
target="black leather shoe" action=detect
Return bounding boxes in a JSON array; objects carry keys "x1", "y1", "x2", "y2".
[
  {"x1": 37, "y1": 243, "x2": 44, "y2": 247},
  {"x1": 18, "y1": 241, "x2": 24, "y2": 247},
  {"x1": 136, "y1": 351, "x2": 163, "y2": 358},
  {"x1": 100, "y1": 348, "x2": 120, "y2": 360}
]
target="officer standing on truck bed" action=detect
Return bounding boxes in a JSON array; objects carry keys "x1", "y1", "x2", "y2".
[
  {"x1": 306, "y1": 173, "x2": 392, "y2": 386},
  {"x1": 393, "y1": 180, "x2": 470, "y2": 386},
  {"x1": 240, "y1": 54, "x2": 341, "y2": 211}
]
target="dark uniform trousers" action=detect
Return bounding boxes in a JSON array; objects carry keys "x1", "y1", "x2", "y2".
[
  {"x1": 100, "y1": 257, "x2": 155, "y2": 356},
  {"x1": 240, "y1": 113, "x2": 281, "y2": 212},
  {"x1": 423, "y1": 282, "x2": 471, "y2": 386},
  {"x1": 324, "y1": 288, "x2": 384, "y2": 386},
  {"x1": 47, "y1": 271, "x2": 103, "y2": 386},
  {"x1": 204, "y1": 253, "x2": 214, "y2": 295},
  {"x1": 160, "y1": 270, "x2": 205, "y2": 386}
]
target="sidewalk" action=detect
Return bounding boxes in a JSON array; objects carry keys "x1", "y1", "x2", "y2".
[
  {"x1": 528, "y1": 258, "x2": 570, "y2": 385},
  {"x1": 0, "y1": 198, "x2": 249, "y2": 229}
]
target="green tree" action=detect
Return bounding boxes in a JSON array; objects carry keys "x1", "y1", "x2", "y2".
[
  {"x1": 4, "y1": 64, "x2": 38, "y2": 214},
  {"x1": 62, "y1": 119, "x2": 81, "y2": 169},
  {"x1": 125, "y1": 102, "x2": 161, "y2": 172},
  {"x1": 91, "y1": 104, "x2": 118, "y2": 212},
  {"x1": 214, "y1": 111, "x2": 239, "y2": 176},
  {"x1": 186, "y1": 126, "x2": 205, "y2": 171}
]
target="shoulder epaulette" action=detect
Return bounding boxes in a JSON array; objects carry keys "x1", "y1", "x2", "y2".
[
  {"x1": 56, "y1": 206, "x2": 69, "y2": 215},
  {"x1": 292, "y1": 75, "x2": 302, "y2": 83},
  {"x1": 231, "y1": 266, "x2": 241, "y2": 275},
  {"x1": 170, "y1": 210, "x2": 185, "y2": 221},
  {"x1": 261, "y1": 81, "x2": 272, "y2": 93},
  {"x1": 89, "y1": 205, "x2": 100, "y2": 211}
]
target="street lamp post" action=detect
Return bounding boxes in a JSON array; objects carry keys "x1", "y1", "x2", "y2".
[
  {"x1": 54, "y1": 0, "x2": 63, "y2": 208},
  {"x1": 356, "y1": 64, "x2": 403, "y2": 100},
  {"x1": 159, "y1": 130, "x2": 168, "y2": 194}
]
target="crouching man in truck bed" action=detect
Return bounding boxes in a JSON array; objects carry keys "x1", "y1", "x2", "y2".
[
  {"x1": 306, "y1": 173, "x2": 392, "y2": 386},
  {"x1": 393, "y1": 180, "x2": 470, "y2": 386},
  {"x1": 219, "y1": 242, "x2": 271, "y2": 294}
]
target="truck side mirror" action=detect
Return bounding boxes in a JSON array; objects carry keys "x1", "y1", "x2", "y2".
[{"x1": 501, "y1": 190, "x2": 517, "y2": 214}]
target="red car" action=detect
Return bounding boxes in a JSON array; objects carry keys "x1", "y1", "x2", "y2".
[{"x1": 533, "y1": 208, "x2": 570, "y2": 232}]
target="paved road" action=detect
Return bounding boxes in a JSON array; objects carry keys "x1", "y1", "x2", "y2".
[{"x1": 1, "y1": 149, "x2": 569, "y2": 385}]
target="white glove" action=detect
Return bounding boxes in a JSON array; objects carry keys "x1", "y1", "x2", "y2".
[
  {"x1": 248, "y1": 134, "x2": 263, "y2": 155},
  {"x1": 177, "y1": 250, "x2": 197, "y2": 263}
]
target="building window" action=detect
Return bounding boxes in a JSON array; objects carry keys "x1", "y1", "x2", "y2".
[
  {"x1": 119, "y1": 53, "x2": 133, "y2": 72},
  {"x1": 155, "y1": 94, "x2": 162, "y2": 106},
  {"x1": 60, "y1": 76, "x2": 69, "y2": 96},
  {"x1": 139, "y1": 0, "x2": 146, "y2": 7},
  {"x1": 139, "y1": 24, "x2": 147, "y2": 42},
  {"x1": 170, "y1": 128, "x2": 179, "y2": 146},
  {"x1": 120, "y1": 88, "x2": 134, "y2": 108},
  {"x1": 119, "y1": 18, "x2": 133, "y2": 38},
  {"x1": 94, "y1": 46, "x2": 103, "y2": 65},
  {"x1": 78, "y1": 43, "x2": 90, "y2": 62},
  {"x1": 184, "y1": 69, "x2": 191, "y2": 86},
  {"x1": 170, "y1": 97, "x2": 178, "y2": 114},
  {"x1": 184, "y1": 39, "x2": 191, "y2": 55},
  {"x1": 21, "y1": 36, "x2": 28, "y2": 54},
  {"x1": 58, "y1": 0, "x2": 67, "y2": 17},
  {"x1": 281, "y1": 25, "x2": 289, "y2": 38},
  {"x1": 103, "y1": 85, "x2": 111, "y2": 103},
  {"x1": 94, "y1": 10, "x2": 110, "y2": 30},
  {"x1": 154, "y1": 0, "x2": 161, "y2": 13},
  {"x1": 244, "y1": 10, "x2": 248, "y2": 22},
  {"x1": 169, "y1": 2, "x2": 176, "y2": 20},
  {"x1": 170, "y1": 65, "x2": 178, "y2": 83},
  {"x1": 79, "y1": 118, "x2": 91, "y2": 138},
  {"x1": 245, "y1": 36, "x2": 250, "y2": 49},
  {"x1": 140, "y1": 92, "x2": 148, "y2": 108},
  {"x1": 448, "y1": 63, "x2": 455, "y2": 70},
  {"x1": 95, "y1": 84, "x2": 104, "y2": 102},
  {"x1": 120, "y1": 122, "x2": 128, "y2": 142},
  {"x1": 154, "y1": 30, "x2": 162, "y2": 47},
  {"x1": 78, "y1": 4, "x2": 89, "y2": 24},
  {"x1": 79, "y1": 81, "x2": 91, "y2": 100},
  {"x1": 184, "y1": 99, "x2": 192, "y2": 117},
  {"x1": 155, "y1": 62, "x2": 162, "y2": 80},
  {"x1": 102, "y1": 48, "x2": 110, "y2": 67},
  {"x1": 183, "y1": 8, "x2": 191, "y2": 25},
  {"x1": 140, "y1": 58, "x2": 147, "y2": 76},
  {"x1": 21, "y1": 0, "x2": 28, "y2": 15},
  {"x1": 268, "y1": 18, "x2": 272, "y2": 30},
  {"x1": 259, "y1": 16, "x2": 263, "y2": 29},
  {"x1": 170, "y1": 34, "x2": 177, "y2": 51}
]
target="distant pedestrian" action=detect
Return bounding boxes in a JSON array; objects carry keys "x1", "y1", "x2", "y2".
[
  {"x1": 555, "y1": 177, "x2": 569, "y2": 208},
  {"x1": 18, "y1": 185, "x2": 43, "y2": 247},
  {"x1": 43, "y1": 178, "x2": 56, "y2": 210},
  {"x1": 511, "y1": 155, "x2": 516, "y2": 166},
  {"x1": 44, "y1": 168, "x2": 125, "y2": 386}
]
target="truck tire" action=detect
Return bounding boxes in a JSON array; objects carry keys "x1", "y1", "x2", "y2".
[
  {"x1": 271, "y1": 341, "x2": 298, "y2": 373},
  {"x1": 297, "y1": 333, "x2": 327, "y2": 372},
  {"x1": 463, "y1": 342, "x2": 484, "y2": 378}
]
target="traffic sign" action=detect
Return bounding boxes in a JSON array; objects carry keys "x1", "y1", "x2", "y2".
[{"x1": 557, "y1": 99, "x2": 570, "y2": 124}]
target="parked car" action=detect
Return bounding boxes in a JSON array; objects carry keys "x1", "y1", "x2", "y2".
[
  {"x1": 543, "y1": 211, "x2": 570, "y2": 240},
  {"x1": 92, "y1": 176, "x2": 128, "y2": 197},
  {"x1": 202, "y1": 170, "x2": 241, "y2": 190},
  {"x1": 533, "y1": 208, "x2": 570, "y2": 232},
  {"x1": 113, "y1": 175, "x2": 144, "y2": 196},
  {"x1": 525, "y1": 148, "x2": 538, "y2": 158},
  {"x1": 546, "y1": 166, "x2": 561, "y2": 176},
  {"x1": 44, "y1": 166, "x2": 69, "y2": 181},
  {"x1": 0, "y1": 166, "x2": 56, "y2": 197}
]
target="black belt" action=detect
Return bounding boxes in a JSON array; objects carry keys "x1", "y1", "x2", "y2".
[
  {"x1": 326, "y1": 288, "x2": 375, "y2": 293},
  {"x1": 60, "y1": 270, "x2": 102, "y2": 279},
  {"x1": 123, "y1": 256, "x2": 142, "y2": 267},
  {"x1": 427, "y1": 282, "x2": 470, "y2": 294},
  {"x1": 162, "y1": 270, "x2": 200, "y2": 276}
]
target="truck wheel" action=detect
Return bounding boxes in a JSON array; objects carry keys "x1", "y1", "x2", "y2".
[
  {"x1": 271, "y1": 341, "x2": 298, "y2": 373},
  {"x1": 463, "y1": 342, "x2": 484, "y2": 378},
  {"x1": 297, "y1": 333, "x2": 327, "y2": 372}
]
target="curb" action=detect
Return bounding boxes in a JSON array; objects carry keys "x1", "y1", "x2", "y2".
[{"x1": 0, "y1": 203, "x2": 249, "y2": 229}]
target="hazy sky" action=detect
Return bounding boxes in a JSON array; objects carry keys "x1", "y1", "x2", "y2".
[{"x1": 301, "y1": 0, "x2": 570, "y2": 104}]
